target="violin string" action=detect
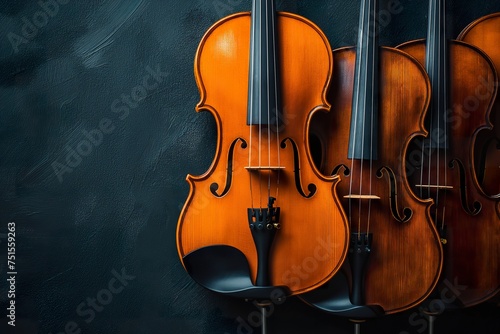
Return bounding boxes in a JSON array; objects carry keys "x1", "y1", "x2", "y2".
[
  {"x1": 356, "y1": 0, "x2": 373, "y2": 239},
  {"x1": 426, "y1": 20, "x2": 433, "y2": 203},
  {"x1": 350, "y1": 57, "x2": 360, "y2": 234},
  {"x1": 351, "y1": 0, "x2": 365, "y2": 237},
  {"x1": 432, "y1": 0, "x2": 450, "y2": 231},
  {"x1": 441, "y1": 0, "x2": 448, "y2": 231},
  {"x1": 366, "y1": 0, "x2": 378, "y2": 237},
  {"x1": 434, "y1": 0, "x2": 442, "y2": 217},
  {"x1": 357, "y1": 9, "x2": 367, "y2": 241},
  {"x1": 349, "y1": 0, "x2": 365, "y2": 239},
  {"x1": 424, "y1": 0, "x2": 434, "y2": 204},
  {"x1": 428, "y1": 11, "x2": 434, "y2": 213},
  {"x1": 248, "y1": 0, "x2": 256, "y2": 210},
  {"x1": 426, "y1": 113, "x2": 433, "y2": 198},
  {"x1": 266, "y1": 0, "x2": 272, "y2": 201},
  {"x1": 271, "y1": 0, "x2": 281, "y2": 202},
  {"x1": 420, "y1": 0, "x2": 435, "y2": 198},
  {"x1": 258, "y1": 0, "x2": 263, "y2": 209}
]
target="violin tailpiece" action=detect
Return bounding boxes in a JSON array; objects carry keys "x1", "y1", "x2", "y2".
[
  {"x1": 248, "y1": 197, "x2": 281, "y2": 287},
  {"x1": 348, "y1": 233, "x2": 373, "y2": 306}
]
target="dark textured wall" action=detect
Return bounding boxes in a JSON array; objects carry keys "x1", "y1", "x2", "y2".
[{"x1": 0, "y1": 1, "x2": 499, "y2": 333}]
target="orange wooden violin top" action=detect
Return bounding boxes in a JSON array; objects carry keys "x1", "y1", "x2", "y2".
[
  {"x1": 458, "y1": 12, "x2": 500, "y2": 199},
  {"x1": 176, "y1": 7, "x2": 349, "y2": 296}
]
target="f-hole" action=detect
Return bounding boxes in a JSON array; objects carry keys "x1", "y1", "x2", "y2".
[
  {"x1": 450, "y1": 158, "x2": 482, "y2": 215},
  {"x1": 281, "y1": 137, "x2": 317, "y2": 198},
  {"x1": 476, "y1": 137, "x2": 499, "y2": 185},
  {"x1": 210, "y1": 138, "x2": 247, "y2": 197},
  {"x1": 377, "y1": 166, "x2": 412, "y2": 223}
]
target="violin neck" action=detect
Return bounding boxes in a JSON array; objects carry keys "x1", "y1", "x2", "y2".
[
  {"x1": 425, "y1": 0, "x2": 450, "y2": 149},
  {"x1": 247, "y1": 0, "x2": 281, "y2": 126},
  {"x1": 349, "y1": 0, "x2": 379, "y2": 160}
]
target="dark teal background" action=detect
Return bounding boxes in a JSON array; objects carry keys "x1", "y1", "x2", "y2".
[{"x1": 0, "y1": 1, "x2": 499, "y2": 333}]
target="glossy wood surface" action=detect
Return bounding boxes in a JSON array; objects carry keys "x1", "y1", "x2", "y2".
[
  {"x1": 311, "y1": 46, "x2": 442, "y2": 314},
  {"x1": 176, "y1": 12, "x2": 349, "y2": 295},
  {"x1": 398, "y1": 39, "x2": 500, "y2": 307},
  {"x1": 458, "y1": 13, "x2": 500, "y2": 199}
]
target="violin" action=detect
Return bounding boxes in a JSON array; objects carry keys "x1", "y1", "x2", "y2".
[
  {"x1": 458, "y1": 12, "x2": 500, "y2": 200},
  {"x1": 302, "y1": 0, "x2": 442, "y2": 316},
  {"x1": 176, "y1": 0, "x2": 349, "y2": 297},
  {"x1": 397, "y1": 0, "x2": 500, "y2": 307}
]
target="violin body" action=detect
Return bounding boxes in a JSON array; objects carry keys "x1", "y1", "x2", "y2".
[
  {"x1": 458, "y1": 13, "x2": 500, "y2": 199},
  {"x1": 310, "y1": 46, "x2": 442, "y2": 314},
  {"x1": 176, "y1": 11, "x2": 349, "y2": 295},
  {"x1": 398, "y1": 39, "x2": 500, "y2": 307}
]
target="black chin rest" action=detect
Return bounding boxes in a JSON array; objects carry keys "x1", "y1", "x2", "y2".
[
  {"x1": 299, "y1": 270, "x2": 384, "y2": 319},
  {"x1": 183, "y1": 245, "x2": 289, "y2": 300}
]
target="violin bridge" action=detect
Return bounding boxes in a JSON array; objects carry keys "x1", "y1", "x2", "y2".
[
  {"x1": 245, "y1": 166, "x2": 285, "y2": 171},
  {"x1": 415, "y1": 184, "x2": 453, "y2": 189},
  {"x1": 343, "y1": 194, "x2": 381, "y2": 199}
]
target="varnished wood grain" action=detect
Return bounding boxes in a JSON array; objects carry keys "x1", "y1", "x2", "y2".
[
  {"x1": 458, "y1": 13, "x2": 500, "y2": 199},
  {"x1": 177, "y1": 12, "x2": 349, "y2": 295},
  {"x1": 311, "y1": 47, "x2": 443, "y2": 314},
  {"x1": 398, "y1": 39, "x2": 500, "y2": 307}
]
